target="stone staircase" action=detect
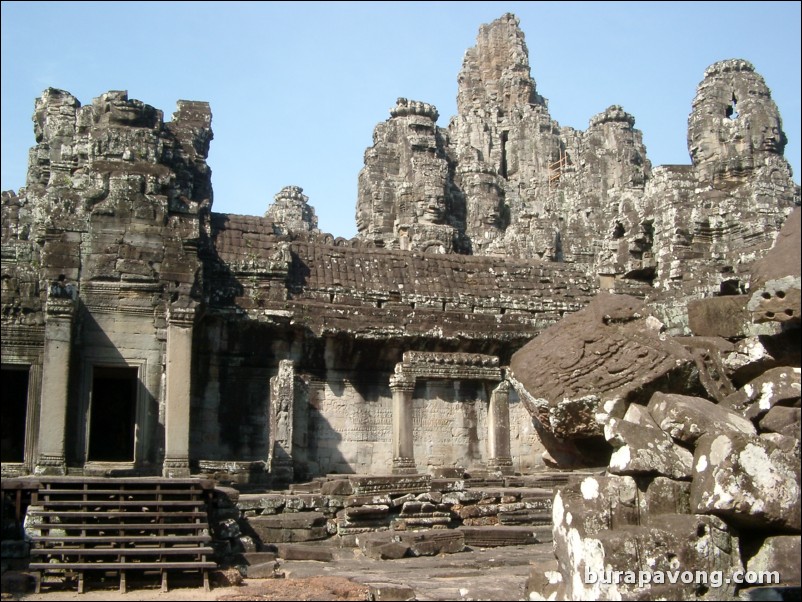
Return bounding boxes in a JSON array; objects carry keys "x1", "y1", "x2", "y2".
[{"x1": 24, "y1": 477, "x2": 217, "y2": 593}]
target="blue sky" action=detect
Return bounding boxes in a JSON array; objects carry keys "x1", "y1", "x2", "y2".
[{"x1": 2, "y1": 1, "x2": 800, "y2": 238}]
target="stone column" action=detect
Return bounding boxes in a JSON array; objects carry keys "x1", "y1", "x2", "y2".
[
  {"x1": 35, "y1": 292, "x2": 76, "y2": 475},
  {"x1": 163, "y1": 304, "x2": 196, "y2": 478},
  {"x1": 487, "y1": 380, "x2": 514, "y2": 475},
  {"x1": 268, "y1": 359, "x2": 295, "y2": 483},
  {"x1": 390, "y1": 373, "x2": 417, "y2": 474}
]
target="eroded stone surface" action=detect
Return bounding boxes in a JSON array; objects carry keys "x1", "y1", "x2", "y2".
[
  {"x1": 691, "y1": 433, "x2": 801, "y2": 532},
  {"x1": 604, "y1": 403, "x2": 694, "y2": 479},
  {"x1": 744, "y1": 536, "x2": 802, "y2": 587},
  {"x1": 553, "y1": 478, "x2": 741, "y2": 600},
  {"x1": 647, "y1": 392, "x2": 757, "y2": 445},
  {"x1": 722, "y1": 367, "x2": 801, "y2": 420}
]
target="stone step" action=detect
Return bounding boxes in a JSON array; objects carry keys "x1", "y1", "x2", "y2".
[{"x1": 247, "y1": 512, "x2": 329, "y2": 544}]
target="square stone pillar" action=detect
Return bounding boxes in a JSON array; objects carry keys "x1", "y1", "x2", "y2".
[
  {"x1": 163, "y1": 305, "x2": 196, "y2": 478},
  {"x1": 487, "y1": 380, "x2": 514, "y2": 475},
  {"x1": 390, "y1": 374, "x2": 416, "y2": 474},
  {"x1": 35, "y1": 292, "x2": 76, "y2": 475},
  {"x1": 268, "y1": 359, "x2": 295, "y2": 484}
]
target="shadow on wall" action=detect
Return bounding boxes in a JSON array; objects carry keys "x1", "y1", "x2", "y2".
[{"x1": 305, "y1": 403, "x2": 351, "y2": 477}]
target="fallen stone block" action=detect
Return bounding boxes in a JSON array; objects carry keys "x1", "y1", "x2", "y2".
[
  {"x1": 320, "y1": 478, "x2": 353, "y2": 496},
  {"x1": 392, "y1": 515, "x2": 451, "y2": 529},
  {"x1": 460, "y1": 525, "x2": 550, "y2": 547},
  {"x1": 345, "y1": 494, "x2": 392, "y2": 507},
  {"x1": 647, "y1": 391, "x2": 756, "y2": 445},
  {"x1": 748, "y1": 276, "x2": 801, "y2": 325},
  {"x1": 276, "y1": 544, "x2": 334, "y2": 562},
  {"x1": 687, "y1": 296, "x2": 750, "y2": 338},
  {"x1": 404, "y1": 529, "x2": 465, "y2": 556},
  {"x1": 458, "y1": 503, "x2": 498, "y2": 519},
  {"x1": 248, "y1": 512, "x2": 329, "y2": 544},
  {"x1": 676, "y1": 336, "x2": 737, "y2": 402},
  {"x1": 497, "y1": 509, "x2": 551, "y2": 526},
  {"x1": 243, "y1": 561, "x2": 280, "y2": 579},
  {"x1": 741, "y1": 586, "x2": 802, "y2": 601},
  {"x1": 237, "y1": 493, "x2": 283, "y2": 512},
  {"x1": 214, "y1": 485, "x2": 240, "y2": 505},
  {"x1": 233, "y1": 535, "x2": 257, "y2": 554},
  {"x1": 722, "y1": 367, "x2": 801, "y2": 420},
  {"x1": 553, "y1": 510, "x2": 741, "y2": 601},
  {"x1": 400, "y1": 501, "x2": 437, "y2": 515},
  {"x1": 337, "y1": 516, "x2": 393, "y2": 535},
  {"x1": 759, "y1": 405, "x2": 801, "y2": 438},
  {"x1": 691, "y1": 433, "x2": 801, "y2": 532},
  {"x1": 745, "y1": 536, "x2": 801, "y2": 587},
  {"x1": 358, "y1": 534, "x2": 411, "y2": 560},
  {"x1": 605, "y1": 404, "x2": 693, "y2": 479},
  {"x1": 722, "y1": 332, "x2": 801, "y2": 386},
  {"x1": 509, "y1": 293, "x2": 697, "y2": 447},
  {"x1": 349, "y1": 474, "x2": 430, "y2": 496},
  {"x1": 343, "y1": 504, "x2": 390, "y2": 519},
  {"x1": 251, "y1": 512, "x2": 326, "y2": 529},
  {"x1": 638, "y1": 477, "x2": 692, "y2": 523}
]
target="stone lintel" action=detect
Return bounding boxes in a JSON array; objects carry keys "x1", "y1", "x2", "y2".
[{"x1": 396, "y1": 351, "x2": 502, "y2": 383}]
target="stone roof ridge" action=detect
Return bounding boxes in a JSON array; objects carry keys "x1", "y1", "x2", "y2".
[
  {"x1": 390, "y1": 98, "x2": 439, "y2": 122},
  {"x1": 703, "y1": 58, "x2": 756, "y2": 78}
]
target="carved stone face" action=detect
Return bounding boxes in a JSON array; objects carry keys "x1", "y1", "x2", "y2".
[
  {"x1": 756, "y1": 124, "x2": 785, "y2": 154},
  {"x1": 416, "y1": 194, "x2": 446, "y2": 225},
  {"x1": 464, "y1": 172, "x2": 504, "y2": 232},
  {"x1": 688, "y1": 61, "x2": 786, "y2": 176}
]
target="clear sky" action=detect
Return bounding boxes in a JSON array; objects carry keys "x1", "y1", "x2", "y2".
[{"x1": 2, "y1": 1, "x2": 800, "y2": 239}]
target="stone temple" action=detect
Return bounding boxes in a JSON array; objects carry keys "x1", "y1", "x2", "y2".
[{"x1": 1, "y1": 14, "x2": 798, "y2": 484}]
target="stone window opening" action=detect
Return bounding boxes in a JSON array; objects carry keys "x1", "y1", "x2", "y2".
[
  {"x1": 612, "y1": 221, "x2": 626, "y2": 239},
  {"x1": 86, "y1": 366, "x2": 138, "y2": 462},
  {"x1": 726, "y1": 93, "x2": 739, "y2": 120},
  {"x1": 1, "y1": 365, "x2": 29, "y2": 463}
]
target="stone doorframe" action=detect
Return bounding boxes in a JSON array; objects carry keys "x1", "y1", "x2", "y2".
[{"x1": 389, "y1": 351, "x2": 512, "y2": 475}]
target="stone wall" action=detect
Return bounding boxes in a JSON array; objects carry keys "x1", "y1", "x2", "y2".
[
  {"x1": 293, "y1": 378, "x2": 545, "y2": 477},
  {"x1": 1, "y1": 12, "x2": 798, "y2": 482}
]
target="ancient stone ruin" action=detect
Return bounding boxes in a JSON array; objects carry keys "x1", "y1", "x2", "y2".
[{"x1": 1, "y1": 12, "x2": 799, "y2": 601}]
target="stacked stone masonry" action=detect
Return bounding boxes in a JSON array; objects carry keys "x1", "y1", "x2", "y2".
[{"x1": 0, "y1": 11, "x2": 798, "y2": 524}]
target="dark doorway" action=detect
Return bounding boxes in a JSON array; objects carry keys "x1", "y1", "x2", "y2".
[
  {"x1": 88, "y1": 366, "x2": 137, "y2": 462},
  {"x1": 1, "y1": 366, "x2": 29, "y2": 462}
]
